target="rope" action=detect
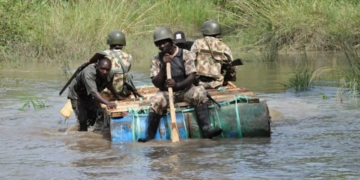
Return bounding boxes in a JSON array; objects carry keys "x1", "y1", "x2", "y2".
[
  {"x1": 213, "y1": 106, "x2": 224, "y2": 138},
  {"x1": 166, "y1": 112, "x2": 171, "y2": 139},
  {"x1": 122, "y1": 93, "x2": 251, "y2": 140},
  {"x1": 217, "y1": 87, "x2": 227, "y2": 91},
  {"x1": 128, "y1": 107, "x2": 142, "y2": 141},
  {"x1": 133, "y1": 107, "x2": 141, "y2": 140},
  {"x1": 236, "y1": 94, "x2": 249, "y2": 103},
  {"x1": 129, "y1": 107, "x2": 136, "y2": 141},
  {"x1": 181, "y1": 111, "x2": 189, "y2": 138},
  {"x1": 234, "y1": 95, "x2": 242, "y2": 138}
]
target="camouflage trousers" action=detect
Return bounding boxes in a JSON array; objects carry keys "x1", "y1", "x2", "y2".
[
  {"x1": 150, "y1": 86, "x2": 208, "y2": 115},
  {"x1": 199, "y1": 75, "x2": 224, "y2": 89}
]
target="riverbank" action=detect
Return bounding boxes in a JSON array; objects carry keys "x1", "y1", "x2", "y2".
[
  {"x1": 1, "y1": 0, "x2": 360, "y2": 63},
  {"x1": 1, "y1": 0, "x2": 360, "y2": 96}
]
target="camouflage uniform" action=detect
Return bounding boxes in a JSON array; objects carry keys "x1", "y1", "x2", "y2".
[
  {"x1": 149, "y1": 48, "x2": 208, "y2": 115},
  {"x1": 190, "y1": 36, "x2": 236, "y2": 89},
  {"x1": 101, "y1": 49, "x2": 132, "y2": 94}
]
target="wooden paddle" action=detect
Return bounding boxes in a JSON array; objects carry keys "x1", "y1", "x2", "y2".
[{"x1": 166, "y1": 62, "x2": 180, "y2": 142}]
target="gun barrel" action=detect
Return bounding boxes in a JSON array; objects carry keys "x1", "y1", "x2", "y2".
[{"x1": 231, "y1": 58, "x2": 244, "y2": 66}]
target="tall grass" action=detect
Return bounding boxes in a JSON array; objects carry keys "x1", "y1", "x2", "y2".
[
  {"x1": 281, "y1": 53, "x2": 313, "y2": 91},
  {"x1": 2, "y1": 0, "x2": 360, "y2": 65},
  {"x1": 0, "y1": 0, "x2": 218, "y2": 64},
  {"x1": 310, "y1": 37, "x2": 360, "y2": 104},
  {"x1": 219, "y1": 0, "x2": 360, "y2": 53}
]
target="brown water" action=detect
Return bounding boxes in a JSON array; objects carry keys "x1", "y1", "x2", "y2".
[{"x1": 1, "y1": 52, "x2": 360, "y2": 179}]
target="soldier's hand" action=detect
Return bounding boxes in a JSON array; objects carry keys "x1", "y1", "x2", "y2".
[
  {"x1": 114, "y1": 95, "x2": 126, "y2": 101},
  {"x1": 106, "y1": 102, "x2": 117, "y2": 109},
  {"x1": 134, "y1": 91, "x2": 144, "y2": 98},
  {"x1": 163, "y1": 53, "x2": 172, "y2": 63},
  {"x1": 166, "y1": 79, "x2": 177, "y2": 88}
]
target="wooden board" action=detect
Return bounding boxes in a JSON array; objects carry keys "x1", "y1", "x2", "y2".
[{"x1": 101, "y1": 86, "x2": 260, "y2": 117}]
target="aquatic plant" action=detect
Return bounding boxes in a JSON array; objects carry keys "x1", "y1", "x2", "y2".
[
  {"x1": 310, "y1": 38, "x2": 360, "y2": 104},
  {"x1": 282, "y1": 68, "x2": 313, "y2": 92},
  {"x1": 320, "y1": 93, "x2": 329, "y2": 100},
  {"x1": 281, "y1": 53, "x2": 314, "y2": 91},
  {"x1": 18, "y1": 96, "x2": 50, "y2": 111}
]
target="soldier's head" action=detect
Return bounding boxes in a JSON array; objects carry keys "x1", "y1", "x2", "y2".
[
  {"x1": 153, "y1": 27, "x2": 175, "y2": 53},
  {"x1": 107, "y1": 30, "x2": 126, "y2": 50},
  {"x1": 201, "y1": 20, "x2": 221, "y2": 37},
  {"x1": 174, "y1": 31, "x2": 186, "y2": 46},
  {"x1": 96, "y1": 57, "x2": 112, "y2": 80}
]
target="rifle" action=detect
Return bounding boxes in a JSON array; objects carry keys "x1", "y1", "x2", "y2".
[
  {"x1": 231, "y1": 58, "x2": 244, "y2": 66},
  {"x1": 206, "y1": 93, "x2": 221, "y2": 108},
  {"x1": 124, "y1": 74, "x2": 143, "y2": 98},
  {"x1": 59, "y1": 52, "x2": 106, "y2": 96},
  {"x1": 222, "y1": 58, "x2": 244, "y2": 83}
]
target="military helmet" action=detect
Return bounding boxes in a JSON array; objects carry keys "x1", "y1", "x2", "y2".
[
  {"x1": 106, "y1": 30, "x2": 126, "y2": 46},
  {"x1": 201, "y1": 20, "x2": 221, "y2": 36},
  {"x1": 153, "y1": 27, "x2": 174, "y2": 43}
]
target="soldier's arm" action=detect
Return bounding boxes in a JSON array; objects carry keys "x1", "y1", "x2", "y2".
[
  {"x1": 91, "y1": 91, "x2": 116, "y2": 108},
  {"x1": 173, "y1": 50, "x2": 197, "y2": 91},
  {"x1": 127, "y1": 54, "x2": 133, "y2": 72},
  {"x1": 189, "y1": 40, "x2": 198, "y2": 59},
  {"x1": 174, "y1": 72, "x2": 196, "y2": 91},
  {"x1": 106, "y1": 81, "x2": 125, "y2": 100},
  {"x1": 150, "y1": 55, "x2": 166, "y2": 88},
  {"x1": 152, "y1": 65, "x2": 166, "y2": 88}
]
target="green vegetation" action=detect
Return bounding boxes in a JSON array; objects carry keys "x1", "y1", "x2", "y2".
[
  {"x1": 320, "y1": 93, "x2": 329, "y2": 100},
  {"x1": 18, "y1": 96, "x2": 50, "y2": 111},
  {"x1": 282, "y1": 68, "x2": 312, "y2": 92},
  {"x1": 2, "y1": 0, "x2": 360, "y2": 63},
  {"x1": 310, "y1": 37, "x2": 360, "y2": 101},
  {"x1": 281, "y1": 53, "x2": 314, "y2": 92},
  {"x1": 1, "y1": 0, "x2": 360, "y2": 99}
]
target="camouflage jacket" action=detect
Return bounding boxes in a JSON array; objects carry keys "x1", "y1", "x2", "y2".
[
  {"x1": 190, "y1": 36, "x2": 236, "y2": 88},
  {"x1": 102, "y1": 49, "x2": 132, "y2": 93}
]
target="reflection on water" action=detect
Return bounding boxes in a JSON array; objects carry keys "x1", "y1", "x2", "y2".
[{"x1": 0, "y1": 52, "x2": 360, "y2": 179}]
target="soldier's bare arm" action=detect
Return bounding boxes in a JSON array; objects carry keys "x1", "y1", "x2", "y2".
[
  {"x1": 171, "y1": 72, "x2": 196, "y2": 91},
  {"x1": 91, "y1": 91, "x2": 117, "y2": 109}
]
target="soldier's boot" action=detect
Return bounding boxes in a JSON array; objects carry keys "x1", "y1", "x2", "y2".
[
  {"x1": 195, "y1": 104, "x2": 223, "y2": 139},
  {"x1": 138, "y1": 112, "x2": 162, "y2": 143},
  {"x1": 78, "y1": 121, "x2": 88, "y2": 131}
]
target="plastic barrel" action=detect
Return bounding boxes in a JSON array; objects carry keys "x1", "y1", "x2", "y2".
[{"x1": 110, "y1": 101, "x2": 270, "y2": 143}]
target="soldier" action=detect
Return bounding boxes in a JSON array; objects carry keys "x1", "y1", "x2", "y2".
[
  {"x1": 173, "y1": 31, "x2": 194, "y2": 51},
  {"x1": 89, "y1": 30, "x2": 142, "y2": 131},
  {"x1": 138, "y1": 27, "x2": 222, "y2": 143},
  {"x1": 100, "y1": 30, "x2": 142, "y2": 98},
  {"x1": 67, "y1": 57, "x2": 122, "y2": 131},
  {"x1": 190, "y1": 20, "x2": 237, "y2": 89}
]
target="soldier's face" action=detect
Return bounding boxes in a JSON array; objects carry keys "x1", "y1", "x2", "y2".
[
  {"x1": 97, "y1": 61, "x2": 111, "y2": 79},
  {"x1": 155, "y1": 39, "x2": 173, "y2": 53}
]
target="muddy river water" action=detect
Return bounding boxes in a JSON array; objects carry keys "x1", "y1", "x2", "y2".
[{"x1": 1, "y1": 52, "x2": 360, "y2": 179}]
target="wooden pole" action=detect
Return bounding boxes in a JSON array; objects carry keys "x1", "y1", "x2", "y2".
[{"x1": 166, "y1": 62, "x2": 180, "y2": 142}]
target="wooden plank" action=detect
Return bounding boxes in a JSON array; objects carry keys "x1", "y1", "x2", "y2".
[
  {"x1": 101, "y1": 90, "x2": 255, "y2": 107},
  {"x1": 102, "y1": 85, "x2": 252, "y2": 101},
  {"x1": 102, "y1": 92, "x2": 260, "y2": 114}
]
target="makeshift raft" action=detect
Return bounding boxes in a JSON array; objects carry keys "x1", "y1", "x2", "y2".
[{"x1": 102, "y1": 85, "x2": 271, "y2": 143}]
